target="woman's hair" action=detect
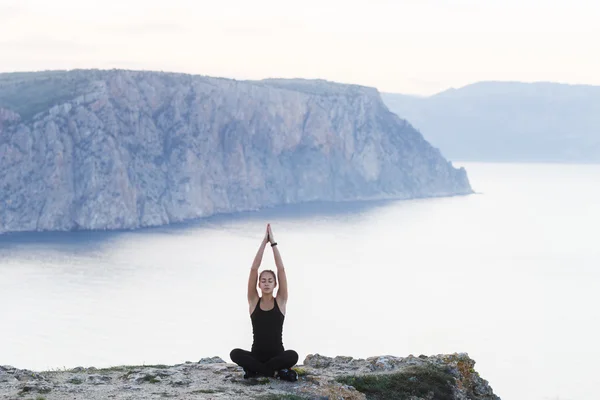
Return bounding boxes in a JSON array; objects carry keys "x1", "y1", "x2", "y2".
[{"x1": 259, "y1": 269, "x2": 277, "y2": 284}]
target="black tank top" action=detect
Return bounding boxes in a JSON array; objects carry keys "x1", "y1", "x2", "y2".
[{"x1": 251, "y1": 297, "x2": 285, "y2": 357}]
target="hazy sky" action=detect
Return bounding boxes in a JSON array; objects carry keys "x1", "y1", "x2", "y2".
[{"x1": 1, "y1": 0, "x2": 598, "y2": 95}]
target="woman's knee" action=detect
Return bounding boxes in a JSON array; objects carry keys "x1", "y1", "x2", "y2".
[
  {"x1": 286, "y1": 350, "x2": 299, "y2": 365},
  {"x1": 230, "y1": 348, "x2": 243, "y2": 362}
]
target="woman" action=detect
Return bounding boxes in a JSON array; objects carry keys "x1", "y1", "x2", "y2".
[{"x1": 230, "y1": 224, "x2": 299, "y2": 381}]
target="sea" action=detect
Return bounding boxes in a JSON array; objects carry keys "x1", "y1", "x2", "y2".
[{"x1": 1, "y1": 162, "x2": 599, "y2": 400}]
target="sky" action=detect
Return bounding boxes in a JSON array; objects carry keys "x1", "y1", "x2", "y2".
[{"x1": 0, "y1": 0, "x2": 598, "y2": 95}]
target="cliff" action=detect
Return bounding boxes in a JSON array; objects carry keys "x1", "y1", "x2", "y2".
[
  {"x1": 0, "y1": 353, "x2": 499, "y2": 399},
  {"x1": 0, "y1": 70, "x2": 472, "y2": 234}
]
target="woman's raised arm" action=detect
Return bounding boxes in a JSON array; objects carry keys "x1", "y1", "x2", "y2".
[
  {"x1": 248, "y1": 228, "x2": 269, "y2": 305},
  {"x1": 267, "y1": 224, "x2": 287, "y2": 303}
]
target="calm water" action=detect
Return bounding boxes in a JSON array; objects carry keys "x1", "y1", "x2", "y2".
[{"x1": 1, "y1": 162, "x2": 599, "y2": 400}]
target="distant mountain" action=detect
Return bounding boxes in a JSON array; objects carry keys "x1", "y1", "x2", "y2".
[
  {"x1": 382, "y1": 81, "x2": 600, "y2": 162},
  {"x1": 0, "y1": 70, "x2": 471, "y2": 234}
]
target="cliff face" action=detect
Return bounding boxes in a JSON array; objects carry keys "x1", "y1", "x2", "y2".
[
  {"x1": 0, "y1": 353, "x2": 499, "y2": 399},
  {"x1": 0, "y1": 70, "x2": 472, "y2": 234}
]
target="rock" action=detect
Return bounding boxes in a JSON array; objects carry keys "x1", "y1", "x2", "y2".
[
  {"x1": 126, "y1": 368, "x2": 175, "y2": 385},
  {"x1": 333, "y1": 356, "x2": 354, "y2": 364},
  {"x1": 367, "y1": 355, "x2": 404, "y2": 371},
  {"x1": 0, "y1": 107, "x2": 20, "y2": 132},
  {"x1": 297, "y1": 380, "x2": 367, "y2": 400},
  {"x1": 67, "y1": 376, "x2": 84, "y2": 385},
  {"x1": 18, "y1": 382, "x2": 52, "y2": 394},
  {"x1": 123, "y1": 384, "x2": 142, "y2": 391},
  {"x1": 169, "y1": 378, "x2": 192, "y2": 387},
  {"x1": 0, "y1": 371, "x2": 17, "y2": 384},
  {"x1": 198, "y1": 356, "x2": 226, "y2": 364},
  {"x1": 304, "y1": 354, "x2": 334, "y2": 368},
  {"x1": 0, "y1": 353, "x2": 499, "y2": 399},
  {"x1": 133, "y1": 374, "x2": 162, "y2": 384},
  {"x1": 87, "y1": 374, "x2": 112, "y2": 385},
  {"x1": 13, "y1": 369, "x2": 47, "y2": 382},
  {"x1": 0, "y1": 70, "x2": 472, "y2": 235}
]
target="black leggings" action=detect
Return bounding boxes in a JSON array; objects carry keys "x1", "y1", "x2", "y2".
[{"x1": 230, "y1": 348, "x2": 298, "y2": 376}]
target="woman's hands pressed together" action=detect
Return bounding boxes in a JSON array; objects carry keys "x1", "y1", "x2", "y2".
[{"x1": 267, "y1": 223, "x2": 276, "y2": 246}]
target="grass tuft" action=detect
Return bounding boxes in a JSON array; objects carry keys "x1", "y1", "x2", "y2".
[{"x1": 336, "y1": 365, "x2": 455, "y2": 400}]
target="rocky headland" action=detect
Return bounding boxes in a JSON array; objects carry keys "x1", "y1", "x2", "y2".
[
  {"x1": 0, "y1": 353, "x2": 499, "y2": 400},
  {"x1": 0, "y1": 70, "x2": 472, "y2": 234}
]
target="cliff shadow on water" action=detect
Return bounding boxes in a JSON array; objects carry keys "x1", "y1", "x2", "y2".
[{"x1": 0, "y1": 197, "x2": 451, "y2": 253}]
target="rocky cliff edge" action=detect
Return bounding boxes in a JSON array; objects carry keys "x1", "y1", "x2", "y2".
[{"x1": 0, "y1": 353, "x2": 499, "y2": 400}]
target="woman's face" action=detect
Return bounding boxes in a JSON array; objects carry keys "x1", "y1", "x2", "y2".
[{"x1": 259, "y1": 273, "x2": 276, "y2": 294}]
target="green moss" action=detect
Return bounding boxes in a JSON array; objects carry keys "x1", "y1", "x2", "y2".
[
  {"x1": 292, "y1": 367, "x2": 308, "y2": 377},
  {"x1": 336, "y1": 365, "x2": 455, "y2": 400}
]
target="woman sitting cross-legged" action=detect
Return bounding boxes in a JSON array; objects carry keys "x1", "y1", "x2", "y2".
[{"x1": 230, "y1": 224, "x2": 299, "y2": 382}]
